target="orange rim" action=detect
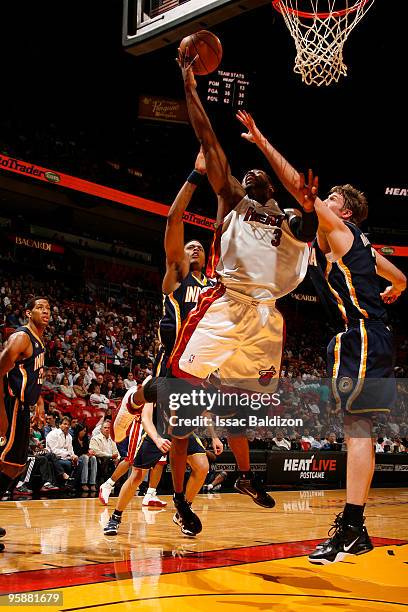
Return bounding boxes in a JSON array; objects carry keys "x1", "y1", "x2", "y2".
[{"x1": 272, "y1": 0, "x2": 371, "y2": 19}]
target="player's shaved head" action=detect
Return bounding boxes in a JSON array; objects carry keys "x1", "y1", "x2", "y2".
[{"x1": 242, "y1": 169, "x2": 275, "y2": 204}]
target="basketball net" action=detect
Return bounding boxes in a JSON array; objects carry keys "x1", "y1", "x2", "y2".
[{"x1": 272, "y1": 0, "x2": 375, "y2": 86}]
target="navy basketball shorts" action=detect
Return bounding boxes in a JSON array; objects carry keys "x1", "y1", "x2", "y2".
[
  {"x1": 0, "y1": 397, "x2": 31, "y2": 468},
  {"x1": 327, "y1": 319, "x2": 396, "y2": 417},
  {"x1": 133, "y1": 432, "x2": 206, "y2": 469}
]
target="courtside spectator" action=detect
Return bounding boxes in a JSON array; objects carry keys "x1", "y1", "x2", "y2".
[
  {"x1": 272, "y1": 431, "x2": 291, "y2": 450},
  {"x1": 46, "y1": 417, "x2": 78, "y2": 481},
  {"x1": 72, "y1": 424, "x2": 97, "y2": 491},
  {"x1": 89, "y1": 420, "x2": 119, "y2": 482}
]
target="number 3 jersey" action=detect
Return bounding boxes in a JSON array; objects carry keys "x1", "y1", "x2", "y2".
[
  {"x1": 5, "y1": 325, "x2": 45, "y2": 406},
  {"x1": 206, "y1": 195, "x2": 309, "y2": 301}
]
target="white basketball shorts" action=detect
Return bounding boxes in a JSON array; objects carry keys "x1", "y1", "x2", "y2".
[{"x1": 169, "y1": 283, "x2": 285, "y2": 392}]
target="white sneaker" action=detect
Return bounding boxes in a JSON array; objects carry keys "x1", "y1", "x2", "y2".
[
  {"x1": 142, "y1": 492, "x2": 167, "y2": 508},
  {"x1": 99, "y1": 482, "x2": 113, "y2": 506},
  {"x1": 113, "y1": 387, "x2": 142, "y2": 442}
]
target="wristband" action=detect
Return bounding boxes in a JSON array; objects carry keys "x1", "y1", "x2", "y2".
[{"x1": 187, "y1": 169, "x2": 205, "y2": 185}]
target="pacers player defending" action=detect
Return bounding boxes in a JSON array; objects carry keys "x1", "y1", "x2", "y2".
[
  {"x1": 0, "y1": 296, "x2": 50, "y2": 552},
  {"x1": 108, "y1": 150, "x2": 222, "y2": 536},
  {"x1": 237, "y1": 111, "x2": 407, "y2": 564}
]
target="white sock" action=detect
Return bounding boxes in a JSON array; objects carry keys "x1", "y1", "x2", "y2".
[
  {"x1": 207, "y1": 484, "x2": 213, "y2": 490},
  {"x1": 146, "y1": 487, "x2": 156, "y2": 496},
  {"x1": 106, "y1": 478, "x2": 115, "y2": 487},
  {"x1": 16, "y1": 481, "x2": 24, "y2": 488}
]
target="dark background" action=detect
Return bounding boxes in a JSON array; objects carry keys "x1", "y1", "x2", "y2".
[{"x1": 0, "y1": 1, "x2": 406, "y2": 246}]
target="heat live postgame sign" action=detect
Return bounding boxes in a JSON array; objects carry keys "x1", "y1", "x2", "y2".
[
  {"x1": 0, "y1": 153, "x2": 406, "y2": 256},
  {"x1": 267, "y1": 451, "x2": 347, "y2": 486}
]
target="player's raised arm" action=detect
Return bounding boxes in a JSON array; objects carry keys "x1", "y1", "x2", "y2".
[
  {"x1": 163, "y1": 149, "x2": 206, "y2": 294},
  {"x1": 178, "y1": 51, "x2": 244, "y2": 214},
  {"x1": 237, "y1": 111, "x2": 318, "y2": 242},
  {"x1": 374, "y1": 251, "x2": 407, "y2": 304},
  {"x1": 237, "y1": 111, "x2": 306, "y2": 204}
]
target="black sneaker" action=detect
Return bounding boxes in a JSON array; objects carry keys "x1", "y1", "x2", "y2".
[
  {"x1": 173, "y1": 497, "x2": 202, "y2": 536},
  {"x1": 104, "y1": 515, "x2": 121, "y2": 536},
  {"x1": 234, "y1": 474, "x2": 275, "y2": 508},
  {"x1": 308, "y1": 513, "x2": 373, "y2": 565},
  {"x1": 14, "y1": 485, "x2": 32, "y2": 496},
  {"x1": 0, "y1": 527, "x2": 5, "y2": 538}
]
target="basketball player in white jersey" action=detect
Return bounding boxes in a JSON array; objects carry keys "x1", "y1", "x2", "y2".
[{"x1": 151, "y1": 52, "x2": 318, "y2": 513}]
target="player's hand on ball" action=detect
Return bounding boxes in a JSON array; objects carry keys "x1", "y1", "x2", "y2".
[
  {"x1": 194, "y1": 147, "x2": 206, "y2": 175},
  {"x1": 156, "y1": 437, "x2": 172, "y2": 453},
  {"x1": 236, "y1": 110, "x2": 263, "y2": 146},
  {"x1": 177, "y1": 47, "x2": 197, "y2": 89},
  {"x1": 299, "y1": 169, "x2": 319, "y2": 212}
]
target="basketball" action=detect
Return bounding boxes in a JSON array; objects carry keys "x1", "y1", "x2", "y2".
[{"x1": 179, "y1": 30, "x2": 223, "y2": 76}]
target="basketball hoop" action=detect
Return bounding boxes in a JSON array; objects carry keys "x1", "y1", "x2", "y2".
[{"x1": 272, "y1": 0, "x2": 375, "y2": 86}]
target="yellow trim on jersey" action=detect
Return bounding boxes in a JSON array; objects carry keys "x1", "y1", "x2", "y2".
[
  {"x1": 19, "y1": 364, "x2": 27, "y2": 402},
  {"x1": 331, "y1": 332, "x2": 344, "y2": 411},
  {"x1": 157, "y1": 295, "x2": 167, "y2": 346},
  {"x1": 191, "y1": 273, "x2": 208, "y2": 287},
  {"x1": 191, "y1": 433, "x2": 206, "y2": 449},
  {"x1": 23, "y1": 325, "x2": 45, "y2": 349},
  {"x1": 325, "y1": 262, "x2": 348, "y2": 325},
  {"x1": 153, "y1": 349, "x2": 165, "y2": 378},
  {"x1": 337, "y1": 259, "x2": 369, "y2": 318},
  {"x1": 348, "y1": 407, "x2": 391, "y2": 413},
  {"x1": 0, "y1": 399, "x2": 18, "y2": 462},
  {"x1": 345, "y1": 320, "x2": 368, "y2": 412},
  {"x1": 168, "y1": 293, "x2": 181, "y2": 340}
]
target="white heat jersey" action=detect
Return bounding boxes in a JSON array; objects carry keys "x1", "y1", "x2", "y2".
[{"x1": 208, "y1": 195, "x2": 309, "y2": 300}]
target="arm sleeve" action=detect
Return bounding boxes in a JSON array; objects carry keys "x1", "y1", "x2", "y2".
[
  {"x1": 92, "y1": 415, "x2": 104, "y2": 437},
  {"x1": 89, "y1": 394, "x2": 99, "y2": 406},
  {"x1": 45, "y1": 431, "x2": 59, "y2": 455},
  {"x1": 89, "y1": 435, "x2": 110, "y2": 457},
  {"x1": 67, "y1": 435, "x2": 74, "y2": 457},
  {"x1": 288, "y1": 210, "x2": 318, "y2": 242}
]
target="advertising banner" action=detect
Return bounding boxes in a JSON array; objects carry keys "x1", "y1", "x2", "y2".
[
  {"x1": 267, "y1": 451, "x2": 346, "y2": 486},
  {"x1": 1, "y1": 154, "x2": 407, "y2": 249},
  {"x1": 9, "y1": 234, "x2": 65, "y2": 254},
  {"x1": 138, "y1": 95, "x2": 189, "y2": 124}
]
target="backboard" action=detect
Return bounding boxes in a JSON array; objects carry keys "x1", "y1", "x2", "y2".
[{"x1": 123, "y1": 0, "x2": 271, "y2": 56}]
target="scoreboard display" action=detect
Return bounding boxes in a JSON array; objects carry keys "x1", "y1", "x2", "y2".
[{"x1": 206, "y1": 70, "x2": 251, "y2": 109}]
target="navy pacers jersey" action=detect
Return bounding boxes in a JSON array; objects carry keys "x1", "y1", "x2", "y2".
[
  {"x1": 158, "y1": 272, "x2": 210, "y2": 354},
  {"x1": 308, "y1": 222, "x2": 387, "y2": 326},
  {"x1": 309, "y1": 222, "x2": 394, "y2": 415},
  {"x1": 5, "y1": 326, "x2": 45, "y2": 406}
]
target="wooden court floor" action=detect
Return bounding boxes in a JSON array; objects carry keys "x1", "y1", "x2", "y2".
[{"x1": 0, "y1": 488, "x2": 407, "y2": 611}]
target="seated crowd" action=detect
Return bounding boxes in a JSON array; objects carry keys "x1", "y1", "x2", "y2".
[{"x1": 1, "y1": 272, "x2": 407, "y2": 499}]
